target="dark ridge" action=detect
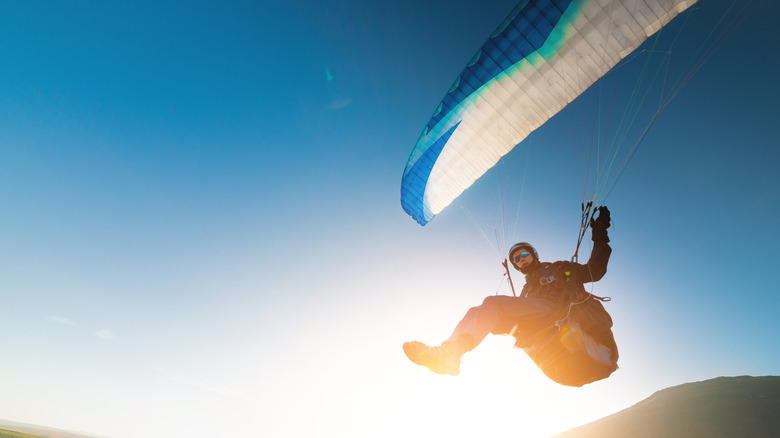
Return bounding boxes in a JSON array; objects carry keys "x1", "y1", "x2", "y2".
[{"x1": 552, "y1": 375, "x2": 780, "y2": 438}]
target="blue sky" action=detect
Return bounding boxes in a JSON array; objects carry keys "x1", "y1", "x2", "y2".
[{"x1": 1, "y1": 1, "x2": 778, "y2": 437}]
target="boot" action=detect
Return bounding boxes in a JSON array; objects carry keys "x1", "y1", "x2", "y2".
[{"x1": 402, "y1": 341, "x2": 461, "y2": 376}]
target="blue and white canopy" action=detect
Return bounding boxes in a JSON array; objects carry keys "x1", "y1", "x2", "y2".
[{"x1": 401, "y1": 0, "x2": 696, "y2": 225}]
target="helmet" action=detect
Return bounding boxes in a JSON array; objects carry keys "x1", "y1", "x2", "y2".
[{"x1": 509, "y1": 242, "x2": 539, "y2": 261}]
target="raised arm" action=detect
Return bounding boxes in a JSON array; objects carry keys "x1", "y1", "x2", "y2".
[{"x1": 577, "y1": 206, "x2": 612, "y2": 283}]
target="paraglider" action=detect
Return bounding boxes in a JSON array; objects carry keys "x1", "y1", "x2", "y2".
[
  {"x1": 400, "y1": 0, "x2": 698, "y2": 386},
  {"x1": 404, "y1": 207, "x2": 617, "y2": 386}
]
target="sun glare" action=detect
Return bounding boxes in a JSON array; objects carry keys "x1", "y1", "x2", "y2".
[{"x1": 390, "y1": 335, "x2": 582, "y2": 438}]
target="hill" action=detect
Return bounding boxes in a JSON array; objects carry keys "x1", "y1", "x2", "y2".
[
  {"x1": 0, "y1": 419, "x2": 102, "y2": 438},
  {"x1": 552, "y1": 375, "x2": 780, "y2": 438}
]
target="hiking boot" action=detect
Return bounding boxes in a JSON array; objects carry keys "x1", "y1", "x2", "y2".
[{"x1": 403, "y1": 341, "x2": 460, "y2": 376}]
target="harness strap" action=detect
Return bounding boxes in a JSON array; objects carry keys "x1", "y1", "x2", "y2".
[{"x1": 501, "y1": 258, "x2": 516, "y2": 297}]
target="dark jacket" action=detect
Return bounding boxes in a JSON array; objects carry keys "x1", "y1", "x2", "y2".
[{"x1": 520, "y1": 234, "x2": 612, "y2": 310}]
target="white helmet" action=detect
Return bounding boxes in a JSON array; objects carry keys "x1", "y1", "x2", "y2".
[{"x1": 509, "y1": 242, "x2": 539, "y2": 261}]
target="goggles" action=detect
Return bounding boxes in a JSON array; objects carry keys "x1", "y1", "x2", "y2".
[{"x1": 512, "y1": 251, "x2": 531, "y2": 264}]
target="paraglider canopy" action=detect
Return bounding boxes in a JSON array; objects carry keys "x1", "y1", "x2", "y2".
[{"x1": 401, "y1": 0, "x2": 698, "y2": 226}]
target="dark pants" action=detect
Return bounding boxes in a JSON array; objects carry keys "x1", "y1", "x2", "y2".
[{"x1": 445, "y1": 295, "x2": 560, "y2": 352}]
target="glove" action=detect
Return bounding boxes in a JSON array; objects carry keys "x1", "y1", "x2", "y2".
[
  {"x1": 590, "y1": 206, "x2": 610, "y2": 229},
  {"x1": 590, "y1": 206, "x2": 611, "y2": 242}
]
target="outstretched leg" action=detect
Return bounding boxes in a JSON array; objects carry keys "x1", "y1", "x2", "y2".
[
  {"x1": 445, "y1": 295, "x2": 557, "y2": 348},
  {"x1": 404, "y1": 295, "x2": 558, "y2": 375}
]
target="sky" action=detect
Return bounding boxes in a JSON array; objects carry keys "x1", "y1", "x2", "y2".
[{"x1": 0, "y1": 1, "x2": 778, "y2": 437}]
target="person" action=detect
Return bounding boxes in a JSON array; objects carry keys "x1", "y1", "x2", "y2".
[{"x1": 403, "y1": 206, "x2": 613, "y2": 377}]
